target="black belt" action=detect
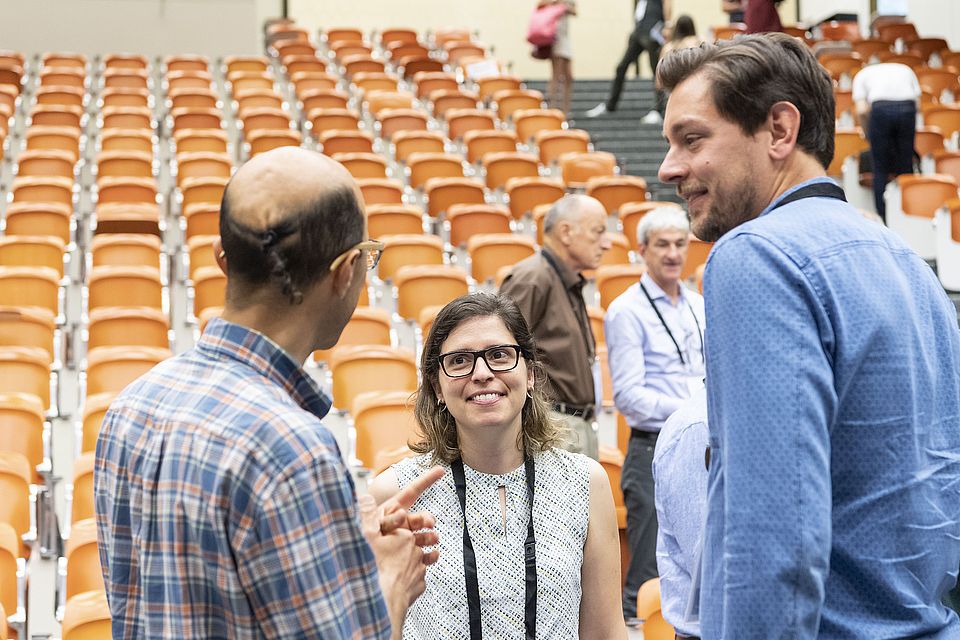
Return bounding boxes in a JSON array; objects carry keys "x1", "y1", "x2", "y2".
[
  {"x1": 554, "y1": 403, "x2": 595, "y2": 421},
  {"x1": 630, "y1": 429, "x2": 659, "y2": 440}
]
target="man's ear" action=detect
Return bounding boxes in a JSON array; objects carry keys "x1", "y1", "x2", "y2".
[
  {"x1": 213, "y1": 236, "x2": 227, "y2": 275},
  {"x1": 331, "y1": 250, "x2": 358, "y2": 298},
  {"x1": 767, "y1": 101, "x2": 802, "y2": 162}
]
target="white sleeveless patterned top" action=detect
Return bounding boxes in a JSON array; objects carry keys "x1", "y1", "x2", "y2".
[{"x1": 393, "y1": 448, "x2": 591, "y2": 639}]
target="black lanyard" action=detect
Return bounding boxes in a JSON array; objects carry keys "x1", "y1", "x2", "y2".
[
  {"x1": 451, "y1": 456, "x2": 537, "y2": 640},
  {"x1": 769, "y1": 181, "x2": 846, "y2": 211},
  {"x1": 638, "y1": 281, "x2": 703, "y2": 366}
]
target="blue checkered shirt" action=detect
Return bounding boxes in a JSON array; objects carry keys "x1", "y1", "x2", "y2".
[{"x1": 94, "y1": 318, "x2": 390, "y2": 639}]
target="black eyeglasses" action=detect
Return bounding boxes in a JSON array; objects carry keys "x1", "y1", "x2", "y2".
[{"x1": 438, "y1": 344, "x2": 524, "y2": 378}]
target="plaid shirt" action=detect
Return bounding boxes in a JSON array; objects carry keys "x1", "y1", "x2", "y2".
[{"x1": 94, "y1": 318, "x2": 390, "y2": 639}]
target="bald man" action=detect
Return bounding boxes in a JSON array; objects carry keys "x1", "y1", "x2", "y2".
[
  {"x1": 95, "y1": 148, "x2": 441, "y2": 639},
  {"x1": 500, "y1": 194, "x2": 612, "y2": 460}
]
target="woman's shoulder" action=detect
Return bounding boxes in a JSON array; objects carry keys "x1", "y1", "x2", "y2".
[
  {"x1": 392, "y1": 453, "x2": 438, "y2": 485},
  {"x1": 537, "y1": 447, "x2": 592, "y2": 480}
]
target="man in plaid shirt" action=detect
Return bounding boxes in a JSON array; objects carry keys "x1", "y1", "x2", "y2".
[{"x1": 95, "y1": 148, "x2": 440, "y2": 639}]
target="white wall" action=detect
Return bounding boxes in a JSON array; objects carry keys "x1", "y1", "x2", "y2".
[{"x1": 0, "y1": 0, "x2": 262, "y2": 58}]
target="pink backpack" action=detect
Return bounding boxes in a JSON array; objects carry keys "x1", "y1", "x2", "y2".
[{"x1": 527, "y1": 3, "x2": 568, "y2": 47}]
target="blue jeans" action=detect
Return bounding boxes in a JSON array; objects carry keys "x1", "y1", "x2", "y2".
[{"x1": 868, "y1": 100, "x2": 916, "y2": 221}]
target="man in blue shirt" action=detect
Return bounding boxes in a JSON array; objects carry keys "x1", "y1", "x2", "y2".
[
  {"x1": 605, "y1": 206, "x2": 705, "y2": 619},
  {"x1": 96, "y1": 148, "x2": 442, "y2": 639},
  {"x1": 657, "y1": 33, "x2": 960, "y2": 638}
]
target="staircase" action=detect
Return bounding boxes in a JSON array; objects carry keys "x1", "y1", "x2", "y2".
[{"x1": 525, "y1": 77, "x2": 680, "y2": 203}]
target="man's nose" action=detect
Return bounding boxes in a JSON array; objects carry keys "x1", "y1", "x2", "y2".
[{"x1": 658, "y1": 146, "x2": 685, "y2": 184}]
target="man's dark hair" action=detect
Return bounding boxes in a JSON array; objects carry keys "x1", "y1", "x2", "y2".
[
  {"x1": 219, "y1": 184, "x2": 364, "y2": 305},
  {"x1": 657, "y1": 32, "x2": 835, "y2": 169}
]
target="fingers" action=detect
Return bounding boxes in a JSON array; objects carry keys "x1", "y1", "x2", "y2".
[
  {"x1": 358, "y1": 494, "x2": 380, "y2": 540},
  {"x1": 421, "y1": 548, "x2": 440, "y2": 566},
  {"x1": 413, "y1": 530, "x2": 438, "y2": 548},
  {"x1": 378, "y1": 508, "x2": 408, "y2": 535},
  {"x1": 386, "y1": 466, "x2": 445, "y2": 512},
  {"x1": 405, "y1": 510, "x2": 436, "y2": 531}
]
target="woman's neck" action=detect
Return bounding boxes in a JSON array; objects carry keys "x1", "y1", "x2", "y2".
[{"x1": 457, "y1": 422, "x2": 525, "y2": 475}]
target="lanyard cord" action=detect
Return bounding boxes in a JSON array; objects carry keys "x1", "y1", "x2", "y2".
[
  {"x1": 638, "y1": 281, "x2": 703, "y2": 366},
  {"x1": 451, "y1": 456, "x2": 537, "y2": 640}
]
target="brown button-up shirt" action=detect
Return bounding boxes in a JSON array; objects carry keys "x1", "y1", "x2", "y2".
[{"x1": 499, "y1": 248, "x2": 596, "y2": 407}]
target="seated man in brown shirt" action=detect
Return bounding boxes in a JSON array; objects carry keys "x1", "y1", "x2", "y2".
[{"x1": 499, "y1": 194, "x2": 611, "y2": 459}]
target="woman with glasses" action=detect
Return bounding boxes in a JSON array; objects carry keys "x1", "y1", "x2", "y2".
[{"x1": 370, "y1": 293, "x2": 625, "y2": 639}]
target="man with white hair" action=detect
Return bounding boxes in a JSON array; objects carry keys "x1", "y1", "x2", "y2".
[
  {"x1": 604, "y1": 205, "x2": 705, "y2": 620},
  {"x1": 500, "y1": 194, "x2": 611, "y2": 460}
]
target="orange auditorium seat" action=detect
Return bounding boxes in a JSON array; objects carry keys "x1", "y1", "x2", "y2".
[
  {"x1": 483, "y1": 152, "x2": 539, "y2": 190},
  {"x1": 352, "y1": 71, "x2": 400, "y2": 94},
  {"x1": 393, "y1": 130, "x2": 447, "y2": 163},
  {"x1": 431, "y1": 89, "x2": 481, "y2": 118},
  {"x1": 0, "y1": 266, "x2": 60, "y2": 316},
  {"x1": 513, "y1": 108, "x2": 565, "y2": 143},
  {"x1": 308, "y1": 108, "x2": 361, "y2": 137},
  {"x1": 11, "y1": 175, "x2": 73, "y2": 208},
  {"x1": 637, "y1": 578, "x2": 675, "y2": 640},
  {"x1": 4, "y1": 203, "x2": 71, "y2": 245},
  {"x1": 586, "y1": 175, "x2": 648, "y2": 215},
  {"x1": 88, "y1": 307, "x2": 169, "y2": 351},
  {"x1": 407, "y1": 152, "x2": 465, "y2": 189},
  {"x1": 64, "y1": 517, "x2": 104, "y2": 598},
  {"x1": 423, "y1": 177, "x2": 486, "y2": 218},
  {"x1": 414, "y1": 71, "x2": 458, "y2": 99},
  {"x1": 24, "y1": 126, "x2": 80, "y2": 162},
  {"x1": 492, "y1": 89, "x2": 544, "y2": 121},
  {"x1": 102, "y1": 128, "x2": 154, "y2": 154},
  {"x1": 319, "y1": 129, "x2": 374, "y2": 155},
  {"x1": 90, "y1": 232, "x2": 161, "y2": 269},
  {"x1": 300, "y1": 88, "x2": 350, "y2": 113},
  {"x1": 96, "y1": 150, "x2": 153, "y2": 179},
  {"x1": 247, "y1": 129, "x2": 302, "y2": 157},
  {"x1": 101, "y1": 87, "x2": 150, "y2": 109},
  {"x1": 463, "y1": 129, "x2": 518, "y2": 164},
  {"x1": 166, "y1": 54, "x2": 210, "y2": 73},
  {"x1": 29, "y1": 104, "x2": 83, "y2": 129},
  {"x1": 560, "y1": 151, "x2": 618, "y2": 189},
  {"x1": 476, "y1": 75, "x2": 522, "y2": 101},
  {"x1": 924, "y1": 105, "x2": 960, "y2": 140},
  {"x1": 827, "y1": 128, "x2": 868, "y2": 177},
  {"x1": 0, "y1": 452, "x2": 31, "y2": 557},
  {"x1": 447, "y1": 204, "x2": 512, "y2": 246},
  {"x1": 394, "y1": 264, "x2": 470, "y2": 320},
  {"x1": 70, "y1": 452, "x2": 95, "y2": 524},
  {"x1": 467, "y1": 234, "x2": 536, "y2": 282},
  {"x1": 535, "y1": 128, "x2": 591, "y2": 166},
  {"x1": 596, "y1": 264, "x2": 645, "y2": 308},
  {"x1": 377, "y1": 108, "x2": 429, "y2": 140},
  {"x1": 364, "y1": 90, "x2": 415, "y2": 117},
  {"x1": 445, "y1": 108, "x2": 497, "y2": 141},
  {"x1": 357, "y1": 178, "x2": 405, "y2": 206},
  {"x1": 62, "y1": 590, "x2": 112, "y2": 640},
  {"x1": 504, "y1": 176, "x2": 565, "y2": 220},
  {"x1": 332, "y1": 152, "x2": 389, "y2": 179},
  {"x1": 192, "y1": 266, "x2": 227, "y2": 316},
  {"x1": 174, "y1": 128, "x2": 229, "y2": 155},
  {"x1": 81, "y1": 392, "x2": 116, "y2": 453},
  {"x1": 351, "y1": 391, "x2": 422, "y2": 468},
  {"x1": 366, "y1": 204, "x2": 424, "y2": 237},
  {"x1": 0, "y1": 235, "x2": 66, "y2": 277},
  {"x1": 329, "y1": 345, "x2": 417, "y2": 410},
  {"x1": 314, "y1": 306, "x2": 392, "y2": 364},
  {"x1": 0, "y1": 306, "x2": 55, "y2": 359},
  {"x1": 378, "y1": 234, "x2": 444, "y2": 280},
  {"x1": 88, "y1": 265, "x2": 163, "y2": 311},
  {"x1": 0, "y1": 392, "x2": 45, "y2": 483},
  {"x1": 85, "y1": 345, "x2": 171, "y2": 396}
]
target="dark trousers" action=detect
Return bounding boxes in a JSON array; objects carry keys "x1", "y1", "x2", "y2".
[
  {"x1": 606, "y1": 26, "x2": 662, "y2": 112},
  {"x1": 946, "y1": 569, "x2": 960, "y2": 614},
  {"x1": 621, "y1": 430, "x2": 659, "y2": 617},
  {"x1": 868, "y1": 100, "x2": 916, "y2": 222}
]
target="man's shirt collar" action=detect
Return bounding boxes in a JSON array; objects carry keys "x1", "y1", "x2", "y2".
[{"x1": 197, "y1": 317, "x2": 331, "y2": 420}]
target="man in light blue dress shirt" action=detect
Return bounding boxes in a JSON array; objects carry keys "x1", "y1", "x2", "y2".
[
  {"x1": 605, "y1": 206, "x2": 706, "y2": 619},
  {"x1": 657, "y1": 33, "x2": 960, "y2": 638},
  {"x1": 653, "y1": 384, "x2": 708, "y2": 638}
]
